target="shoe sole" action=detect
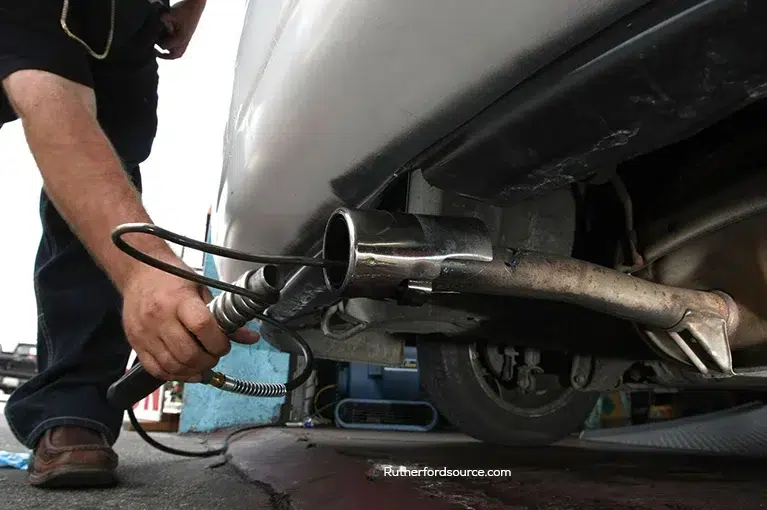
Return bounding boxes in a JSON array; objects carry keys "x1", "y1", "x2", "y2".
[{"x1": 28, "y1": 467, "x2": 117, "y2": 489}]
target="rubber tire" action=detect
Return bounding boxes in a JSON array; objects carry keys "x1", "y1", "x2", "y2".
[{"x1": 418, "y1": 338, "x2": 601, "y2": 446}]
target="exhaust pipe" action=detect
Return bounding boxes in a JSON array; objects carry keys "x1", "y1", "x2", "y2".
[
  {"x1": 322, "y1": 208, "x2": 741, "y2": 377},
  {"x1": 322, "y1": 207, "x2": 494, "y2": 298}
]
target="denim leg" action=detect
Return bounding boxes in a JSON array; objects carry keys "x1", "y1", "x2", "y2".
[
  {"x1": 5, "y1": 173, "x2": 142, "y2": 448},
  {"x1": 4, "y1": 7, "x2": 161, "y2": 449}
]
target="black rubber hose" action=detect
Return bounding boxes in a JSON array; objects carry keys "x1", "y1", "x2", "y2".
[{"x1": 108, "y1": 223, "x2": 331, "y2": 458}]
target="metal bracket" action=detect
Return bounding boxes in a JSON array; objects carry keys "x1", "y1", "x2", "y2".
[
  {"x1": 570, "y1": 355, "x2": 594, "y2": 389},
  {"x1": 569, "y1": 355, "x2": 631, "y2": 391},
  {"x1": 645, "y1": 309, "x2": 735, "y2": 378},
  {"x1": 320, "y1": 302, "x2": 370, "y2": 340},
  {"x1": 399, "y1": 279, "x2": 434, "y2": 306}
]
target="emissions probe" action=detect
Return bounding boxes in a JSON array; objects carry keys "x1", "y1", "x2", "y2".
[{"x1": 106, "y1": 223, "x2": 339, "y2": 457}]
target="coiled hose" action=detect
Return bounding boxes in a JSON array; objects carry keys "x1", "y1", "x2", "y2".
[{"x1": 109, "y1": 222, "x2": 343, "y2": 457}]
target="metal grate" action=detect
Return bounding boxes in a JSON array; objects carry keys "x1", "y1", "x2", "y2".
[
  {"x1": 335, "y1": 398, "x2": 438, "y2": 432},
  {"x1": 581, "y1": 402, "x2": 767, "y2": 456}
]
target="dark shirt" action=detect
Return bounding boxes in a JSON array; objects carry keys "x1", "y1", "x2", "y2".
[
  {"x1": 63, "y1": 0, "x2": 165, "y2": 51},
  {"x1": 0, "y1": 0, "x2": 166, "y2": 124}
]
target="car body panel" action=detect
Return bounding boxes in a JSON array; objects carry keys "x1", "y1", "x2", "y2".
[
  {"x1": 418, "y1": 0, "x2": 767, "y2": 204},
  {"x1": 211, "y1": 0, "x2": 649, "y2": 295}
]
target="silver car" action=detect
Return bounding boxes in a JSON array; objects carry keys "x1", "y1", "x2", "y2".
[{"x1": 210, "y1": 0, "x2": 767, "y2": 445}]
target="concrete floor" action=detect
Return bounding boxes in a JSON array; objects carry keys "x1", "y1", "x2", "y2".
[
  {"x1": 0, "y1": 394, "x2": 271, "y2": 510},
  {"x1": 227, "y1": 427, "x2": 767, "y2": 510},
  {"x1": 1, "y1": 392, "x2": 766, "y2": 510}
]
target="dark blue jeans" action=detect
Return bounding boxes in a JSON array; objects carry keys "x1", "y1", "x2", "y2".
[{"x1": 3, "y1": 6, "x2": 162, "y2": 449}]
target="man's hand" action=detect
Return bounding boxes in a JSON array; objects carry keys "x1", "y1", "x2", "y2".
[
  {"x1": 156, "y1": 0, "x2": 207, "y2": 60},
  {"x1": 121, "y1": 252, "x2": 260, "y2": 381}
]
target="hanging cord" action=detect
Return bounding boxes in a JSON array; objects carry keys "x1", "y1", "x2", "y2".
[
  {"x1": 111, "y1": 223, "x2": 340, "y2": 296},
  {"x1": 60, "y1": 0, "x2": 116, "y2": 60},
  {"x1": 111, "y1": 222, "x2": 342, "y2": 457},
  {"x1": 313, "y1": 384, "x2": 338, "y2": 415},
  {"x1": 129, "y1": 396, "x2": 344, "y2": 459}
]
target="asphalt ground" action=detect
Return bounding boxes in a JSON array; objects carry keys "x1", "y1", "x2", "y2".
[{"x1": 0, "y1": 394, "x2": 271, "y2": 510}]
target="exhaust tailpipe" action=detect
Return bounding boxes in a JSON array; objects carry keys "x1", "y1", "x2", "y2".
[
  {"x1": 322, "y1": 208, "x2": 741, "y2": 377},
  {"x1": 322, "y1": 207, "x2": 494, "y2": 298}
]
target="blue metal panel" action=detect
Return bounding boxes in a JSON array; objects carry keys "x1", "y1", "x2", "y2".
[
  {"x1": 178, "y1": 234, "x2": 290, "y2": 433},
  {"x1": 338, "y1": 346, "x2": 421, "y2": 402}
]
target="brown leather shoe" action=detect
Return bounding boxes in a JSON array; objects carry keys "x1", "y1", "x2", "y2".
[{"x1": 28, "y1": 426, "x2": 118, "y2": 488}]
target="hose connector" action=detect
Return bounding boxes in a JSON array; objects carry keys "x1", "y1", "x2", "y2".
[
  {"x1": 207, "y1": 265, "x2": 281, "y2": 334},
  {"x1": 199, "y1": 265, "x2": 291, "y2": 397},
  {"x1": 204, "y1": 371, "x2": 227, "y2": 388},
  {"x1": 202, "y1": 370, "x2": 287, "y2": 397}
]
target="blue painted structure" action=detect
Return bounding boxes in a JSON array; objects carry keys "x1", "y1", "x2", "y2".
[
  {"x1": 333, "y1": 346, "x2": 439, "y2": 432},
  {"x1": 337, "y1": 346, "x2": 421, "y2": 402},
  {"x1": 178, "y1": 233, "x2": 291, "y2": 433}
]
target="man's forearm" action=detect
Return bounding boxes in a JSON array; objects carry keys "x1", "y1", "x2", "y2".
[{"x1": 14, "y1": 78, "x2": 175, "y2": 292}]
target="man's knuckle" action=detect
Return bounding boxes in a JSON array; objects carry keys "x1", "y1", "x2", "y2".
[
  {"x1": 142, "y1": 358, "x2": 166, "y2": 379},
  {"x1": 144, "y1": 299, "x2": 164, "y2": 320},
  {"x1": 158, "y1": 353, "x2": 181, "y2": 374},
  {"x1": 127, "y1": 319, "x2": 146, "y2": 336},
  {"x1": 178, "y1": 347, "x2": 199, "y2": 366},
  {"x1": 188, "y1": 313, "x2": 214, "y2": 335}
]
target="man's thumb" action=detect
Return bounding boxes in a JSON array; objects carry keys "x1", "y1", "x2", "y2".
[{"x1": 230, "y1": 327, "x2": 261, "y2": 345}]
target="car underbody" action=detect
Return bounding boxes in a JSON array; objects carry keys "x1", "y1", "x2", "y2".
[
  {"x1": 211, "y1": 0, "x2": 767, "y2": 445},
  {"x1": 248, "y1": 96, "x2": 767, "y2": 444}
]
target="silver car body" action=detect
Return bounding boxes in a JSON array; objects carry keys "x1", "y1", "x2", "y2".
[{"x1": 211, "y1": 0, "x2": 647, "y2": 318}]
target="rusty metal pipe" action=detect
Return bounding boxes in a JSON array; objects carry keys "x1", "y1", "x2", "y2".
[
  {"x1": 322, "y1": 208, "x2": 742, "y2": 376},
  {"x1": 434, "y1": 248, "x2": 734, "y2": 331},
  {"x1": 323, "y1": 207, "x2": 737, "y2": 332}
]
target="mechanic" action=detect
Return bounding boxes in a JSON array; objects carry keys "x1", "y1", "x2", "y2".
[{"x1": 0, "y1": 0, "x2": 258, "y2": 488}]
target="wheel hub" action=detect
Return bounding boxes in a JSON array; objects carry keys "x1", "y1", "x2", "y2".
[{"x1": 473, "y1": 341, "x2": 577, "y2": 415}]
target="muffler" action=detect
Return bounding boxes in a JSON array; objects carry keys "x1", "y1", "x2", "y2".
[{"x1": 322, "y1": 207, "x2": 742, "y2": 378}]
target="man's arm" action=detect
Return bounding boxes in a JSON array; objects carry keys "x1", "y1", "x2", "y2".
[
  {"x1": 2, "y1": 71, "x2": 257, "y2": 381},
  {"x1": 3, "y1": 71, "x2": 226, "y2": 380},
  {"x1": 7, "y1": 72, "x2": 170, "y2": 290}
]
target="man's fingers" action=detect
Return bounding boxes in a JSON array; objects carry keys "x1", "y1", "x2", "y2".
[
  {"x1": 161, "y1": 321, "x2": 219, "y2": 371},
  {"x1": 177, "y1": 297, "x2": 231, "y2": 357},
  {"x1": 160, "y1": 13, "x2": 177, "y2": 36},
  {"x1": 139, "y1": 351, "x2": 201, "y2": 383},
  {"x1": 154, "y1": 341, "x2": 201, "y2": 375},
  {"x1": 138, "y1": 350, "x2": 174, "y2": 381},
  {"x1": 199, "y1": 286, "x2": 214, "y2": 303},
  {"x1": 230, "y1": 327, "x2": 260, "y2": 345},
  {"x1": 148, "y1": 349, "x2": 202, "y2": 382}
]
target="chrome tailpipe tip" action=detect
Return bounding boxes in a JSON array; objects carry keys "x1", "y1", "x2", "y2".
[{"x1": 321, "y1": 207, "x2": 493, "y2": 298}]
